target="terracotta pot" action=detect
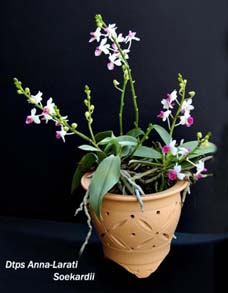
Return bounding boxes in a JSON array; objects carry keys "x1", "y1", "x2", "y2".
[{"x1": 81, "y1": 173, "x2": 188, "y2": 278}]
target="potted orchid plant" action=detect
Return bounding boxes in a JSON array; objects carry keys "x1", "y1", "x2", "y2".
[{"x1": 14, "y1": 14, "x2": 216, "y2": 278}]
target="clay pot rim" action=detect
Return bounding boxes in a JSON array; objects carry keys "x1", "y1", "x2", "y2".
[{"x1": 81, "y1": 172, "x2": 189, "y2": 202}]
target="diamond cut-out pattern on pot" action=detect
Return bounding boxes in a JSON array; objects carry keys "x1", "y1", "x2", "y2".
[
  {"x1": 91, "y1": 195, "x2": 181, "y2": 253},
  {"x1": 84, "y1": 178, "x2": 189, "y2": 278}
]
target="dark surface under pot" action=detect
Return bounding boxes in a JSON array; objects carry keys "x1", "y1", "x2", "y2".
[{"x1": 0, "y1": 216, "x2": 226, "y2": 293}]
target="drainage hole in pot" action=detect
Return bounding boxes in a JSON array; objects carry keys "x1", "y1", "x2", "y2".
[
  {"x1": 106, "y1": 211, "x2": 110, "y2": 216},
  {"x1": 156, "y1": 210, "x2": 160, "y2": 215},
  {"x1": 130, "y1": 214, "x2": 135, "y2": 218},
  {"x1": 163, "y1": 233, "x2": 169, "y2": 239},
  {"x1": 131, "y1": 233, "x2": 136, "y2": 237},
  {"x1": 100, "y1": 233, "x2": 106, "y2": 238}
]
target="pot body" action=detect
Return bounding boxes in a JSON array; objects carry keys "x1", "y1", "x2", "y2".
[{"x1": 81, "y1": 174, "x2": 188, "y2": 278}]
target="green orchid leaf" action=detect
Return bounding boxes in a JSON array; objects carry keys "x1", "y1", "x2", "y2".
[
  {"x1": 182, "y1": 141, "x2": 217, "y2": 159},
  {"x1": 116, "y1": 135, "x2": 137, "y2": 146},
  {"x1": 153, "y1": 124, "x2": 171, "y2": 145},
  {"x1": 100, "y1": 135, "x2": 137, "y2": 152},
  {"x1": 98, "y1": 136, "x2": 114, "y2": 145},
  {"x1": 121, "y1": 146, "x2": 131, "y2": 157},
  {"x1": 95, "y1": 130, "x2": 113, "y2": 142},
  {"x1": 103, "y1": 139, "x2": 121, "y2": 156},
  {"x1": 78, "y1": 144, "x2": 101, "y2": 152},
  {"x1": 71, "y1": 153, "x2": 97, "y2": 194},
  {"x1": 102, "y1": 136, "x2": 137, "y2": 157},
  {"x1": 134, "y1": 145, "x2": 162, "y2": 159},
  {"x1": 89, "y1": 155, "x2": 121, "y2": 219},
  {"x1": 99, "y1": 135, "x2": 137, "y2": 146},
  {"x1": 127, "y1": 128, "x2": 145, "y2": 138},
  {"x1": 121, "y1": 145, "x2": 133, "y2": 157},
  {"x1": 181, "y1": 141, "x2": 198, "y2": 149}
]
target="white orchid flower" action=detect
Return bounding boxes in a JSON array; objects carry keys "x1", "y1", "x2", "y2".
[
  {"x1": 169, "y1": 90, "x2": 177, "y2": 102},
  {"x1": 56, "y1": 127, "x2": 67, "y2": 143},
  {"x1": 169, "y1": 140, "x2": 178, "y2": 155},
  {"x1": 107, "y1": 54, "x2": 122, "y2": 70},
  {"x1": 26, "y1": 108, "x2": 41, "y2": 124},
  {"x1": 179, "y1": 111, "x2": 194, "y2": 127},
  {"x1": 195, "y1": 160, "x2": 205, "y2": 176},
  {"x1": 109, "y1": 54, "x2": 122, "y2": 66},
  {"x1": 161, "y1": 99, "x2": 171, "y2": 110},
  {"x1": 177, "y1": 147, "x2": 190, "y2": 159},
  {"x1": 104, "y1": 24, "x2": 117, "y2": 38},
  {"x1": 95, "y1": 38, "x2": 110, "y2": 56},
  {"x1": 122, "y1": 49, "x2": 130, "y2": 59},
  {"x1": 161, "y1": 90, "x2": 177, "y2": 110},
  {"x1": 162, "y1": 140, "x2": 178, "y2": 155},
  {"x1": 116, "y1": 33, "x2": 125, "y2": 43},
  {"x1": 43, "y1": 98, "x2": 55, "y2": 115},
  {"x1": 181, "y1": 98, "x2": 194, "y2": 113},
  {"x1": 89, "y1": 27, "x2": 102, "y2": 43},
  {"x1": 157, "y1": 110, "x2": 171, "y2": 122},
  {"x1": 168, "y1": 164, "x2": 185, "y2": 181},
  {"x1": 174, "y1": 164, "x2": 185, "y2": 180},
  {"x1": 42, "y1": 113, "x2": 52, "y2": 123},
  {"x1": 30, "y1": 91, "x2": 43, "y2": 105},
  {"x1": 125, "y1": 30, "x2": 140, "y2": 43}
]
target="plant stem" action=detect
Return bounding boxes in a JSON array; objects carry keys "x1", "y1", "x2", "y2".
[
  {"x1": 128, "y1": 68, "x2": 139, "y2": 128},
  {"x1": 88, "y1": 123, "x2": 96, "y2": 144},
  {"x1": 99, "y1": 17, "x2": 139, "y2": 128},
  {"x1": 111, "y1": 38, "x2": 139, "y2": 129},
  {"x1": 145, "y1": 173, "x2": 162, "y2": 184},
  {"x1": 132, "y1": 167, "x2": 158, "y2": 180},
  {"x1": 129, "y1": 160, "x2": 163, "y2": 167},
  {"x1": 129, "y1": 123, "x2": 153, "y2": 157},
  {"x1": 119, "y1": 78, "x2": 128, "y2": 135},
  {"x1": 169, "y1": 81, "x2": 186, "y2": 137},
  {"x1": 159, "y1": 174, "x2": 165, "y2": 191},
  {"x1": 68, "y1": 125, "x2": 97, "y2": 147}
]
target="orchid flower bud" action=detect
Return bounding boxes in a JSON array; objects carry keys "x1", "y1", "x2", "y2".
[
  {"x1": 95, "y1": 14, "x2": 103, "y2": 28},
  {"x1": 84, "y1": 85, "x2": 91, "y2": 96},
  {"x1": 197, "y1": 132, "x2": 202, "y2": 140},
  {"x1": 113, "y1": 79, "x2": 120, "y2": 87},
  {"x1": 189, "y1": 91, "x2": 196, "y2": 98},
  {"x1": 85, "y1": 111, "x2": 90, "y2": 120},
  {"x1": 14, "y1": 77, "x2": 22, "y2": 87},
  {"x1": 201, "y1": 132, "x2": 211, "y2": 147},
  {"x1": 71, "y1": 123, "x2": 78, "y2": 129},
  {"x1": 25, "y1": 87, "x2": 30, "y2": 95}
]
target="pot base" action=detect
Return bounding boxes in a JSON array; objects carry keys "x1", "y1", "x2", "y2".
[{"x1": 103, "y1": 243, "x2": 170, "y2": 278}]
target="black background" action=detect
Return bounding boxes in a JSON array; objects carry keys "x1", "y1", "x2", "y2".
[{"x1": 0, "y1": 0, "x2": 228, "y2": 233}]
